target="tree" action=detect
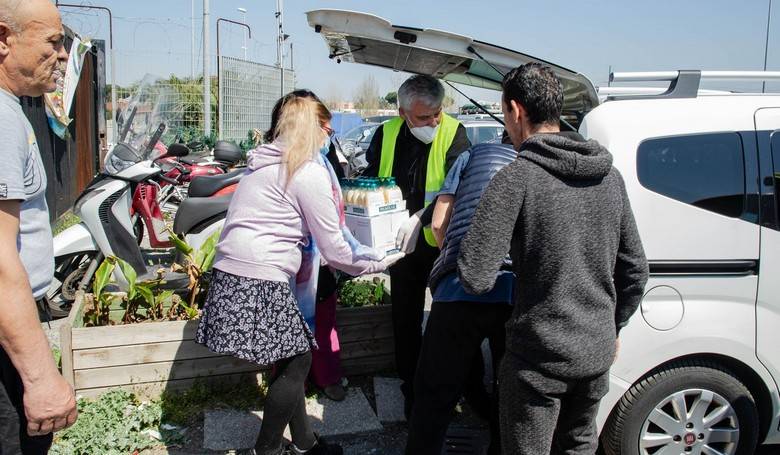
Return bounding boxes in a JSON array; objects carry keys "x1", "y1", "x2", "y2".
[
  {"x1": 354, "y1": 74, "x2": 380, "y2": 110},
  {"x1": 384, "y1": 91, "x2": 398, "y2": 107}
]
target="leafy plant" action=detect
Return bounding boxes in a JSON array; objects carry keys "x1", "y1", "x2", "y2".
[
  {"x1": 160, "y1": 377, "x2": 267, "y2": 426},
  {"x1": 337, "y1": 277, "x2": 386, "y2": 308},
  {"x1": 83, "y1": 259, "x2": 119, "y2": 326},
  {"x1": 168, "y1": 228, "x2": 221, "y2": 311},
  {"x1": 50, "y1": 389, "x2": 180, "y2": 455}
]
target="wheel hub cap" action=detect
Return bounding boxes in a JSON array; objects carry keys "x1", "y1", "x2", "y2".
[{"x1": 639, "y1": 388, "x2": 739, "y2": 455}]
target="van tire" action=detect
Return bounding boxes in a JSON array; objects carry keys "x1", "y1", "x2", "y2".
[{"x1": 601, "y1": 360, "x2": 758, "y2": 455}]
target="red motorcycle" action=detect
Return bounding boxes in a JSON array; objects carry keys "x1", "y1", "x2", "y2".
[{"x1": 132, "y1": 141, "x2": 245, "y2": 248}]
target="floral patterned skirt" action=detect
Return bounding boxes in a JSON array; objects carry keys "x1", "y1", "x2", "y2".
[{"x1": 195, "y1": 268, "x2": 316, "y2": 366}]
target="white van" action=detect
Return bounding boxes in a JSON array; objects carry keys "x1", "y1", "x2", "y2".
[{"x1": 306, "y1": 10, "x2": 780, "y2": 454}]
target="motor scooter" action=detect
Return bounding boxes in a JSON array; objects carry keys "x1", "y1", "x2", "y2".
[{"x1": 49, "y1": 76, "x2": 236, "y2": 316}]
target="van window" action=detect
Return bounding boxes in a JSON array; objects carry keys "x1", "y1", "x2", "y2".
[{"x1": 637, "y1": 133, "x2": 745, "y2": 218}]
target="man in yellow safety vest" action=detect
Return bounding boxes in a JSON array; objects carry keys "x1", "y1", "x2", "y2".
[{"x1": 364, "y1": 74, "x2": 470, "y2": 417}]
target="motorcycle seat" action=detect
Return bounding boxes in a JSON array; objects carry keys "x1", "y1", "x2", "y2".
[
  {"x1": 187, "y1": 168, "x2": 244, "y2": 198},
  {"x1": 172, "y1": 194, "x2": 233, "y2": 236}
]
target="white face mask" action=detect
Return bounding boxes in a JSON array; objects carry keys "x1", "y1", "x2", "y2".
[{"x1": 407, "y1": 122, "x2": 439, "y2": 144}]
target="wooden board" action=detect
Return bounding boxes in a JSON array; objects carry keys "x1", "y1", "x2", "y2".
[
  {"x1": 340, "y1": 337, "x2": 395, "y2": 360},
  {"x1": 64, "y1": 292, "x2": 397, "y2": 396},
  {"x1": 71, "y1": 320, "x2": 198, "y2": 350},
  {"x1": 74, "y1": 355, "x2": 263, "y2": 390},
  {"x1": 341, "y1": 353, "x2": 395, "y2": 377},
  {"x1": 336, "y1": 305, "x2": 392, "y2": 326},
  {"x1": 337, "y1": 320, "x2": 394, "y2": 341},
  {"x1": 73, "y1": 339, "x2": 222, "y2": 370}
]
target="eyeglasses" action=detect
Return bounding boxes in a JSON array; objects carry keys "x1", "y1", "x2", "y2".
[{"x1": 322, "y1": 126, "x2": 335, "y2": 137}]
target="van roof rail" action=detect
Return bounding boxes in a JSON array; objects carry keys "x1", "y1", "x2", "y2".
[{"x1": 607, "y1": 70, "x2": 780, "y2": 100}]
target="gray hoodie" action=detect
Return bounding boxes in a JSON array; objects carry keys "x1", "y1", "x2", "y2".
[
  {"x1": 213, "y1": 143, "x2": 385, "y2": 284},
  {"x1": 458, "y1": 132, "x2": 649, "y2": 379}
]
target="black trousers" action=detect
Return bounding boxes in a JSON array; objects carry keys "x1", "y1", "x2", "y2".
[
  {"x1": 499, "y1": 353, "x2": 609, "y2": 455},
  {"x1": 0, "y1": 348, "x2": 52, "y2": 455},
  {"x1": 405, "y1": 300, "x2": 512, "y2": 455},
  {"x1": 389, "y1": 234, "x2": 439, "y2": 405},
  {"x1": 255, "y1": 352, "x2": 316, "y2": 455}
]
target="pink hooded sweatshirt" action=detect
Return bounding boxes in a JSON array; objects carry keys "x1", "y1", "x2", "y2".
[{"x1": 212, "y1": 143, "x2": 386, "y2": 283}]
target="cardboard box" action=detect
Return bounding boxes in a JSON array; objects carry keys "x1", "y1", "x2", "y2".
[
  {"x1": 345, "y1": 200, "x2": 406, "y2": 217},
  {"x1": 346, "y1": 210, "x2": 409, "y2": 254}
]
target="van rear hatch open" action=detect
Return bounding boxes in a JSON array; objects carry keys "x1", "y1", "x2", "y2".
[{"x1": 306, "y1": 9, "x2": 599, "y2": 124}]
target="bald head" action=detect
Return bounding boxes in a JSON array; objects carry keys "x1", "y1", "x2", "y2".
[
  {"x1": 0, "y1": 0, "x2": 24, "y2": 33},
  {"x1": 0, "y1": 0, "x2": 66, "y2": 97}
]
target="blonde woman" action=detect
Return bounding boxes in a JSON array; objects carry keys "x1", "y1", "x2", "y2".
[{"x1": 196, "y1": 95, "x2": 401, "y2": 455}]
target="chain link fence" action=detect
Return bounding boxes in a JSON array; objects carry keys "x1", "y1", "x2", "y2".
[{"x1": 219, "y1": 56, "x2": 295, "y2": 143}]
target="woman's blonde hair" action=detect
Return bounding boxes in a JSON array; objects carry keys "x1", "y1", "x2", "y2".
[{"x1": 273, "y1": 96, "x2": 326, "y2": 181}]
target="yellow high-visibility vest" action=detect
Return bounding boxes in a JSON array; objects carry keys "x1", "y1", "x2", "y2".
[{"x1": 378, "y1": 114, "x2": 460, "y2": 246}]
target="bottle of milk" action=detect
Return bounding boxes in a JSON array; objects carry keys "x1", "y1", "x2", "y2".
[
  {"x1": 385, "y1": 177, "x2": 403, "y2": 204},
  {"x1": 365, "y1": 180, "x2": 385, "y2": 208}
]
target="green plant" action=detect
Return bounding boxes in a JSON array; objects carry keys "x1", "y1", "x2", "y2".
[
  {"x1": 83, "y1": 259, "x2": 119, "y2": 326},
  {"x1": 160, "y1": 377, "x2": 267, "y2": 426},
  {"x1": 52, "y1": 347, "x2": 61, "y2": 371},
  {"x1": 168, "y1": 228, "x2": 220, "y2": 311},
  {"x1": 337, "y1": 277, "x2": 386, "y2": 308},
  {"x1": 50, "y1": 389, "x2": 179, "y2": 455}
]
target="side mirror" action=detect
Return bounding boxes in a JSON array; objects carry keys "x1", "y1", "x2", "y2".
[{"x1": 362, "y1": 129, "x2": 371, "y2": 138}]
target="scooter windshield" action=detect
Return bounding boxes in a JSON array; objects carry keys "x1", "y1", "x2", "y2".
[{"x1": 105, "y1": 74, "x2": 184, "y2": 175}]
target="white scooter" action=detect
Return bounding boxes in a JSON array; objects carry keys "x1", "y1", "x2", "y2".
[{"x1": 49, "y1": 76, "x2": 232, "y2": 316}]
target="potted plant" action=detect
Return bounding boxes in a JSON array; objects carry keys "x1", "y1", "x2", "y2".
[{"x1": 335, "y1": 277, "x2": 395, "y2": 376}]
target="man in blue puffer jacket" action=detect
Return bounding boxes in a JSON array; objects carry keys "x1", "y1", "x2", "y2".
[{"x1": 403, "y1": 135, "x2": 516, "y2": 455}]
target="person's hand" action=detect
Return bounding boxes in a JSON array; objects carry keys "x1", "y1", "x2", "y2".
[
  {"x1": 613, "y1": 338, "x2": 620, "y2": 364},
  {"x1": 396, "y1": 210, "x2": 423, "y2": 255},
  {"x1": 381, "y1": 252, "x2": 406, "y2": 269},
  {"x1": 23, "y1": 373, "x2": 78, "y2": 436}
]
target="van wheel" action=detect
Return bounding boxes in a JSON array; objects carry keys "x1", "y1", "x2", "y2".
[{"x1": 602, "y1": 361, "x2": 758, "y2": 455}]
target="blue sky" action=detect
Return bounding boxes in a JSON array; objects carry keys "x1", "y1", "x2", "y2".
[{"x1": 58, "y1": 0, "x2": 780, "y2": 104}]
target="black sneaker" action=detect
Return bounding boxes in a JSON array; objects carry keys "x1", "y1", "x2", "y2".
[
  {"x1": 323, "y1": 383, "x2": 346, "y2": 402},
  {"x1": 285, "y1": 435, "x2": 343, "y2": 455}
]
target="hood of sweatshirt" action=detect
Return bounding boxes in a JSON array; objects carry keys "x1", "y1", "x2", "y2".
[
  {"x1": 247, "y1": 143, "x2": 284, "y2": 171},
  {"x1": 519, "y1": 132, "x2": 613, "y2": 180}
]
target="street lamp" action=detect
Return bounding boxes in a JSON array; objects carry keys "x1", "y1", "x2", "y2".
[{"x1": 237, "y1": 7, "x2": 247, "y2": 60}]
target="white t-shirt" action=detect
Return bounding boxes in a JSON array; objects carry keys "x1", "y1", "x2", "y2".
[{"x1": 0, "y1": 88, "x2": 53, "y2": 299}]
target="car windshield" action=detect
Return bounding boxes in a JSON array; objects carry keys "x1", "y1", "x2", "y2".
[
  {"x1": 343, "y1": 123, "x2": 377, "y2": 142},
  {"x1": 466, "y1": 125, "x2": 505, "y2": 145}
]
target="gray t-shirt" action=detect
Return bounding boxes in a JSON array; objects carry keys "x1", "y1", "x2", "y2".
[{"x1": 0, "y1": 89, "x2": 53, "y2": 299}]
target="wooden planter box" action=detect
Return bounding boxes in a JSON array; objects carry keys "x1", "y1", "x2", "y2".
[{"x1": 60, "y1": 292, "x2": 394, "y2": 398}]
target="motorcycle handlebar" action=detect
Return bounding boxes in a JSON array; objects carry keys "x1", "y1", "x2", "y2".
[{"x1": 158, "y1": 174, "x2": 180, "y2": 185}]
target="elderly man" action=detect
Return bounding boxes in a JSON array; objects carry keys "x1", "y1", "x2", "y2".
[
  {"x1": 459, "y1": 63, "x2": 648, "y2": 454},
  {"x1": 0, "y1": 0, "x2": 76, "y2": 453},
  {"x1": 364, "y1": 74, "x2": 470, "y2": 416}
]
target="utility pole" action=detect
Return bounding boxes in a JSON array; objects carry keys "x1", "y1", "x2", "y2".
[
  {"x1": 276, "y1": 0, "x2": 284, "y2": 96},
  {"x1": 238, "y1": 7, "x2": 247, "y2": 60},
  {"x1": 764, "y1": 0, "x2": 773, "y2": 93},
  {"x1": 191, "y1": 0, "x2": 195, "y2": 78},
  {"x1": 203, "y1": 0, "x2": 211, "y2": 136}
]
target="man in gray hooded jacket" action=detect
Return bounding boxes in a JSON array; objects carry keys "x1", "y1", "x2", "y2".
[{"x1": 458, "y1": 63, "x2": 649, "y2": 454}]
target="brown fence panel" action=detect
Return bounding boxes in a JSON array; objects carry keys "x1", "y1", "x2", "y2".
[{"x1": 19, "y1": 35, "x2": 103, "y2": 223}]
